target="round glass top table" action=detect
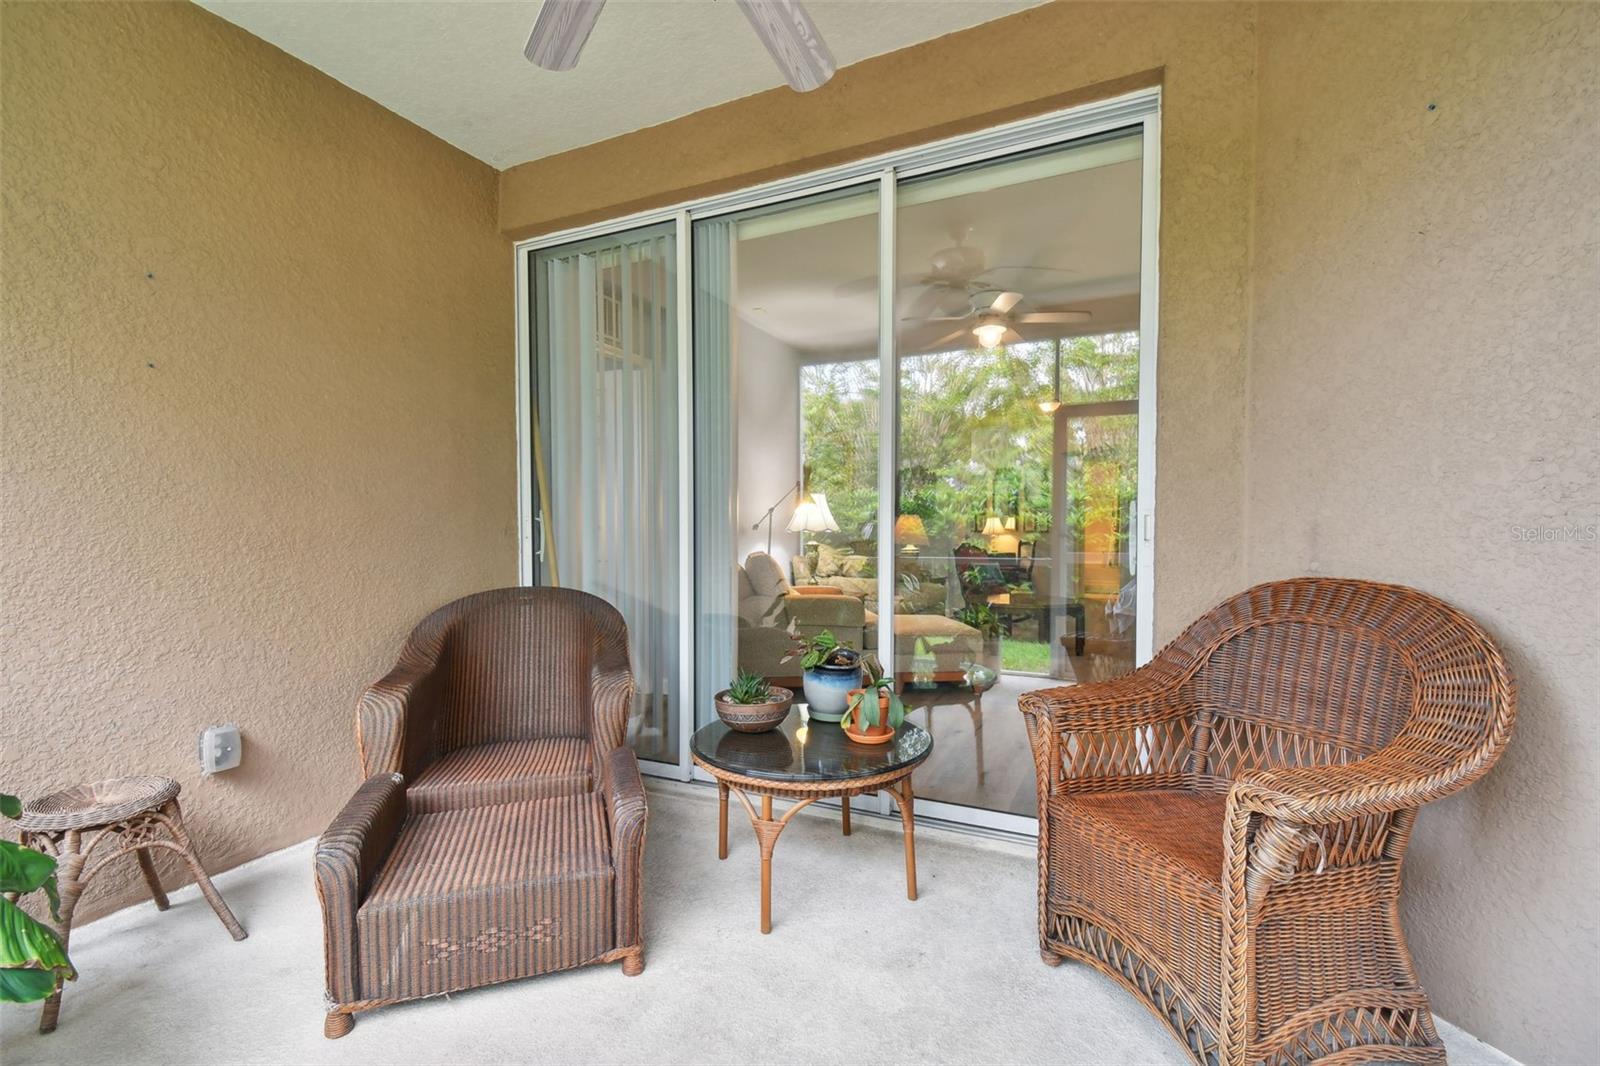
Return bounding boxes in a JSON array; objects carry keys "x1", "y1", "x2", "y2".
[{"x1": 690, "y1": 711, "x2": 932, "y2": 934}]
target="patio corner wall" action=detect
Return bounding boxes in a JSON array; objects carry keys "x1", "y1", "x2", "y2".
[
  {"x1": 1246, "y1": 5, "x2": 1599, "y2": 1062},
  {"x1": 0, "y1": 2, "x2": 517, "y2": 921}
]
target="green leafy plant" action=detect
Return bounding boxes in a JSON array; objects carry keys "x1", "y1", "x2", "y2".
[
  {"x1": 1, "y1": 793, "x2": 76, "y2": 1003},
  {"x1": 842, "y1": 655, "x2": 906, "y2": 733},
  {"x1": 725, "y1": 669, "x2": 775, "y2": 705},
  {"x1": 955, "y1": 603, "x2": 1004, "y2": 640},
  {"x1": 783, "y1": 628, "x2": 859, "y2": 672}
]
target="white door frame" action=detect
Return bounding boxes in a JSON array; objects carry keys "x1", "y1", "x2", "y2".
[{"x1": 513, "y1": 87, "x2": 1163, "y2": 830}]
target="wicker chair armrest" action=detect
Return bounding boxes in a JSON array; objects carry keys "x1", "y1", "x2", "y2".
[
  {"x1": 1230, "y1": 735, "x2": 1503, "y2": 827},
  {"x1": 314, "y1": 772, "x2": 406, "y2": 1004},
  {"x1": 588, "y1": 626, "x2": 637, "y2": 757},
  {"x1": 356, "y1": 652, "x2": 446, "y2": 779},
  {"x1": 1019, "y1": 664, "x2": 1191, "y2": 734},
  {"x1": 603, "y1": 746, "x2": 648, "y2": 949}
]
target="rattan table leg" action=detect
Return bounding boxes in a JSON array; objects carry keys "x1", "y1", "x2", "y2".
[
  {"x1": 896, "y1": 778, "x2": 918, "y2": 901},
  {"x1": 759, "y1": 795, "x2": 774, "y2": 934},
  {"x1": 841, "y1": 796, "x2": 851, "y2": 836},
  {"x1": 135, "y1": 849, "x2": 170, "y2": 910},
  {"x1": 35, "y1": 832, "x2": 83, "y2": 1035},
  {"x1": 972, "y1": 694, "x2": 985, "y2": 788},
  {"x1": 717, "y1": 782, "x2": 729, "y2": 860},
  {"x1": 163, "y1": 800, "x2": 247, "y2": 941}
]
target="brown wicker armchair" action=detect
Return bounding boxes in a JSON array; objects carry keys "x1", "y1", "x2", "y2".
[
  {"x1": 354, "y1": 586, "x2": 636, "y2": 811},
  {"x1": 316, "y1": 587, "x2": 647, "y2": 1037},
  {"x1": 1020, "y1": 578, "x2": 1515, "y2": 1066}
]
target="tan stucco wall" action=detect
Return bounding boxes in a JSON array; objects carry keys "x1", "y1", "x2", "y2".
[
  {"x1": 496, "y1": 3, "x2": 1596, "y2": 1059},
  {"x1": 1248, "y1": 5, "x2": 1599, "y2": 1062},
  {"x1": 0, "y1": 2, "x2": 516, "y2": 921}
]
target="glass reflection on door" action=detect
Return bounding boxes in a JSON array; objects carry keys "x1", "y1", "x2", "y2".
[
  {"x1": 691, "y1": 187, "x2": 879, "y2": 727},
  {"x1": 892, "y1": 131, "x2": 1145, "y2": 816}
]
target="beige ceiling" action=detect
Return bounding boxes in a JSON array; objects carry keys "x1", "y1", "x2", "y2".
[{"x1": 196, "y1": 0, "x2": 1047, "y2": 170}]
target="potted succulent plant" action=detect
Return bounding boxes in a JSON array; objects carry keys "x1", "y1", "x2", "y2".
[
  {"x1": 783, "y1": 628, "x2": 861, "y2": 722},
  {"x1": 714, "y1": 670, "x2": 793, "y2": 734},
  {"x1": 840, "y1": 655, "x2": 906, "y2": 745}
]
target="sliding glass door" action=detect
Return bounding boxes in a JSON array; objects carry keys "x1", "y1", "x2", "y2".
[
  {"x1": 691, "y1": 186, "x2": 880, "y2": 726},
  {"x1": 521, "y1": 90, "x2": 1160, "y2": 823},
  {"x1": 530, "y1": 223, "x2": 683, "y2": 766},
  {"x1": 889, "y1": 131, "x2": 1147, "y2": 816}
]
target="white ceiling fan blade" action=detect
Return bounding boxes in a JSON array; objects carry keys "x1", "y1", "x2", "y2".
[
  {"x1": 525, "y1": 0, "x2": 606, "y2": 71},
  {"x1": 921, "y1": 329, "x2": 971, "y2": 351},
  {"x1": 988, "y1": 290, "x2": 1024, "y2": 315},
  {"x1": 735, "y1": 0, "x2": 836, "y2": 92},
  {"x1": 1002, "y1": 327, "x2": 1026, "y2": 346},
  {"x1": 1017, "y1": 311, "x2": 1092, "y2": 324},
  {"x1": 904, "y1": 315, "x2": 971, "y2": 323}
]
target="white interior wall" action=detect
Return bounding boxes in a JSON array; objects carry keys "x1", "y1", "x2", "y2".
[{"x1": 734, "y1": 317, "x2": 802, "y2": 572}]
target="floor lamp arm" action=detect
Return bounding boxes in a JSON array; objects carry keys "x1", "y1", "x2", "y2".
[{"x1": 752, "y1": 480, "x2": 802, "y2": 555}]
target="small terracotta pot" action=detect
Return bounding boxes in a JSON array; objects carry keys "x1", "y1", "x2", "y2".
[{"x1": 842, "y1": 688, "x2": 895, "y2": 745}]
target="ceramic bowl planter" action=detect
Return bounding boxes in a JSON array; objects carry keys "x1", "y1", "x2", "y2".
[
  {"x1": 714, "y1": 686, "x2": 794, "y2": 733},
  {"x1": 801, "y1": 662, "x2": 860, "y2": 721}
]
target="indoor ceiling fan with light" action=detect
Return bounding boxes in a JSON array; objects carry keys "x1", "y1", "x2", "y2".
[
  {"x1": 525, "y1": 0, "x2": 836, "y2": 92},
  {"x1": 919, "y1": 289, "x2": 1090, "y2": 351},
  {"x1": 838, "y1": 231, "x2": 1080, "y2": 318}
]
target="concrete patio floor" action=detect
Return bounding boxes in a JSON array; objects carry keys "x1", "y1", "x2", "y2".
[{"x1": 0, "y1": 782, "x2": 1517, "y2": 1065}]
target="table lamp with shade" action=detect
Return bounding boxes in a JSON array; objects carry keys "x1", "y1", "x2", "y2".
[
  {"x1": 895, "y1": 514, "x2": 930, "y2": 555},
  {"x1": 788, "y1": 491, "x2": 839, "y2": 566}
]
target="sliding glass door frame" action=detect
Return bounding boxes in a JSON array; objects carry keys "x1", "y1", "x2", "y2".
[{"x1": 514, "y1": 88, "x2": 1163, "y2": 833}]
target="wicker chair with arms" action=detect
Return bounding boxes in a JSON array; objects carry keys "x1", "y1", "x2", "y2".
[
  {"x1": 354, "y1": 586, "x2": 635, "y2": 811},
  {"x1": 1019, "y1": 578, "x2": 1515, "y2": 1066},
  {"x1": 317, "y1": 587, "x2": 646, "y2": 1037}
]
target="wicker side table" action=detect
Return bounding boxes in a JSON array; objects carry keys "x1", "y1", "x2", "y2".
[
  {"x1": 690, "y1": 715, "x2": 931, "y2": 934},
  {"x1": 17, "y1": 775, "x2": 247, "y2": 1033}
]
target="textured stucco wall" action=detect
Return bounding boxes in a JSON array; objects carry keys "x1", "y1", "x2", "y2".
[
  {"x1": 1247, "y1": 5, "x2": 1599, "y2": 1061},
  {"x1": 497, "y1": 2, "x2": 1596, "y2": 1059},
  {"x1": 500, "y1": 0, "x2": 1259, "y2": 647},
  {"x1": 1, "y1": 2, "x2": 516, "y2": 921}
]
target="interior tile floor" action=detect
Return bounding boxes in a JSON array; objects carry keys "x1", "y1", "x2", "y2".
[{"x1": 0, "y1": 783, "x2": 1516, "y2": 1066}]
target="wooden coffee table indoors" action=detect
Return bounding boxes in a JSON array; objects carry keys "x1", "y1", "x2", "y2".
[{"x1": 690, "y1": 713, "x2": 931, "y2": 934}]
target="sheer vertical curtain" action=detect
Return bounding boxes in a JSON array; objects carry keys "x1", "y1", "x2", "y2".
[
  {"x1": 692, "y1": 219, "x2": 736, "y2": 730},
  {"x1": 536, "y1": 226, "x2": 680, "y2": 763}
]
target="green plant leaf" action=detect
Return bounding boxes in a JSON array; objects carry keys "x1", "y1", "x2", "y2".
[
  {"x1": 0, "y1": 966, "x2": 58, "y2": 1003},
  {"x1": 0, "y1": 897, "x2": 74, "y2": 983},
  {"x1": 0, "y1": 795, "x2": 20, "y2": 820},
  {"x1": 887, "y1": 691, "x2": 906, "y2": 730},
  {"x1": 0, "y1": 840, "x2": 55, "y2": 897}
]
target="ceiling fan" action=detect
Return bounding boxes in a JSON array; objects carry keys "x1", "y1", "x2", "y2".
[
  {"x1": 525, "y1": 0, "x2": 837, "y2": 92},
  {"x1": 837, "y1": 233, "x2": 1078, "y2": 317},
  {"x1": 917, "y1": 289, "x2": 1090, "y2": 351}
]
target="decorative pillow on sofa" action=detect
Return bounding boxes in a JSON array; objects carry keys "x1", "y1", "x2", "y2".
[
  {"x1": 814, "y1": 543, "x2": 850, "y2": 578},
  {"x1": 791, "y1": 554, "x2": 814, "y2": 584},
  {"x1": 840, "y1": 553, "x2": 872, "y2": 578}
]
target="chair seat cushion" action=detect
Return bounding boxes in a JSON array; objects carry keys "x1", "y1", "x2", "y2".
[
  {"x1": 356, "y1": 793, "x2": 614, "y2": 1002},
  {"x1": 408, "y1": 738, "x2": 592, "y2": 813},
  {"x1": 1051, "y1": 788, "x2": 1228, "y2": 888}
]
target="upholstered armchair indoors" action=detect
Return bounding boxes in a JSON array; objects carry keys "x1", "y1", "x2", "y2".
[
  {"x1": 316, "y1": 587, "x2": 647, "y2": 1037},
  {"x1": 1020, "y1": 579, "x2": 1515, "y2": 1066}
]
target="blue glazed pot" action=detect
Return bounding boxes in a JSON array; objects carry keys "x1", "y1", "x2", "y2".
[{"x1": 802, "y1": 663, "x2": 862, "y2": 721}]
